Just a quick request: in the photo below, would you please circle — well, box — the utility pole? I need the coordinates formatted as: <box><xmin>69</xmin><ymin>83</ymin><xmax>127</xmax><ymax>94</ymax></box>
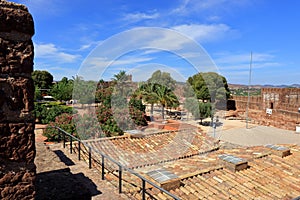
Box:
<box><xmin>246</xmin><ymin>52</ymin><xmax>252</xmax><ymax>129</ymax></box>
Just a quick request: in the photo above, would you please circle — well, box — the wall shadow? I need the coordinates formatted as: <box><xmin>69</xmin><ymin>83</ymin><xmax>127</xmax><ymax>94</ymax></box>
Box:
<box><xmin>36</xmin><ymin>168</ymin><xmax>101</xmax><ymax>200</ymax></box>
<box><xmin>53</xmin><ymin>150</ymin><xmax>75</xmax><ymax>166</ymax></box>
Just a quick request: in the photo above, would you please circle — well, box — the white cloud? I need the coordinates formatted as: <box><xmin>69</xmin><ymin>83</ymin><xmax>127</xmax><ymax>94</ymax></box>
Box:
<box><xmin>78</xmin><ymin>40</ymin><xmax>102</xmax><ymax>51</ymax></box>
<box><xmin>147</xmin><ymin>30</ymin><xmax>192</xmax><ymax>51</ymax></box>
<box><xmin>172</xmin><ymin>0</ymin><xmax>250</xmax><ymax>16</ymax></box>
<box><xmin>171</xmin><ymin>0</ymin><xmax>190</xmax><ymax>15</ymax></box>
<box><xmin>86</xmin><ymin>55</ymin><xmax>154</xmax><ymax>70</ymax></box>
<box><xmin>172</xmin><ymin>23</ymin><xmax>232</xmax><ymax>42</ymax></box>
<box><xmin>206</xmin><ymin>15</ymin><xmax>221</xmax><ymax>22</ymax></box>
<box><xmin>128</xmin><ymin>63</ymin><xmax>187</xmax><ymax>82</ymax></box>
<box><xmin>34</xmin><ymin>43</ymin><xmax>80</xmax><ymax>63</ymax></box>
<box><xmin>80</xmin><ymin>55</ymin><xmax>155</xmax><ymax>81</ymax></box>
<box><xmin>214</xmin><ymin>52</ymin><xmax>278</xmax><ymax>69</ymax></box>
<box><xmin>78</xmin><ymin>27</ymin><xmax>219</xmax><ymax>81</ymax></box>
<box><xmin>123</xmin><ymin>12</ymin><xmax>160</xmax><ymax>23</ymax></box>
<box><xmin>212</xmin><ymin>51</ymin><xmax>282</xmax><ymax>84</ymax></box>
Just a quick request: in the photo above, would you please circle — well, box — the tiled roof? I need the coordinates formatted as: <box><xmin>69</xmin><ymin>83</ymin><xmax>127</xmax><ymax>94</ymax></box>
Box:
<box><xmin>136</xmin><ymin>145</ymin><xmax>271</xmax><ymax>178</ymax></box>
<box><xmin>75</xmin><ymin>128</ymin><xmax>300</xmax><ymax>199</ymax></box>
<box><xmin>150</xmin><ymin>145</ymin><xmax>300</xmax><ymax>199</ymax></box>
<box><xmin>85</xmin><ymin>129</ymin><xmax>218</xmax><ymax>170</ymax></box>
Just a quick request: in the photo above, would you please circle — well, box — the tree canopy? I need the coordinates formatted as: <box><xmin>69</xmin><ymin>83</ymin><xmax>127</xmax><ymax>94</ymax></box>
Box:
<box><xmin>50</xmin><ymin>77</ymin><xmax>73</xmax><ymax>101</ymax></box>
<box><xmin>72</xmin><ymin>75</ymin><xmax>97</xmax><ymax>105</ymax></box>
<box><xmin>137</xmin><ymin>82</ymin><xmax>179</xmax><ymax>119</ymax></box>
<box><xmin>187</xmin><ymin>72</ymin><xmax>230</xmax><ymax>104</ymax></box>
<box><xmin>32</xmin><ymin>70</ymin><xmax>54</xmax><ymax>89</ymax></box>
<box><xmin>94</xmin><ymin>71</ymin><xmax>148</xmax><ymax>136</ymax></box>
<box><xmin>147</xmin><ymin>70</ymin><xmax>176</xmax><ymax>90</ymax></box>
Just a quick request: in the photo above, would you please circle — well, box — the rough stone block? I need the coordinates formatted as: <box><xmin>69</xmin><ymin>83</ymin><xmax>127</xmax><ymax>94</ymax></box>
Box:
<box><xmin>0</xmin><ymin>159</ymin><xmax>35</xmax><ymax>200</ymax></box>
<box><xmin>0</xmin><ymin>77</ymin><xmax>34</xmax><ymax>122</ymax></box>
<box><xmin>0</xmin><ymin>38</ymin><xmax>34</xmax><ymax>75</ymax></box>
<box><xmin>0</xmin><ymin>1</ymin><xmax>34</xmax><ymax>37</ymax></box>
<box><xmin>0</xmin><ymin>123</ymin><xmax>35</xmax><ymax>163</ymax></box>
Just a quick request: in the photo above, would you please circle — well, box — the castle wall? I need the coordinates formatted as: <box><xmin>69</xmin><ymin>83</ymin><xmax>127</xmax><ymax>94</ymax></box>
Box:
<box><xmin>0</xmin><ymin>1</ymin><xmax>36</xmax><ymax>199</ymax></box>
<box><xmin>233</xmin><ymin>88</ymin><xmax>300</xmax><ymax>131</ymax></box>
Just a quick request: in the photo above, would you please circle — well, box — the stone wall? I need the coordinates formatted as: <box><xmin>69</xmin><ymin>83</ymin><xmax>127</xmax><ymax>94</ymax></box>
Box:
<box><xmin>0</xmin><ymin>1</ymin><xmax>36</xmax><ymax>199</ymax></box>
<box><xmin>233</xmin><ymin>88</ymin><xmax>300</xmax><ymax>131</ymax></box>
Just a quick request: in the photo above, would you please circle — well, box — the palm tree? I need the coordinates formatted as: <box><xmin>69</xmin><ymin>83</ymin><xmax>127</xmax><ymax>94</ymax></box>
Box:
<box><xmin>112</xmin><ymin>70</ymin><xmax>127</xmax><ymax>82</ymax></box>
<box><xmin>137</xmin><ymin>83</ymin><xmax>179</xmax><ymax>120</ymax></box>
<box><xmin>112</xmin><ymin>70</ymin><xmax>131</xmax><ymax>97</ymax></box>
<box><xmin>138</xmin><ymin>82</ymin><xmax>158</xmax><ymax>120</ymax></box>
<box><xmin>154</xmin><ymin>84</ymin><xmax>179</xmax><ymax>120</ymax></box>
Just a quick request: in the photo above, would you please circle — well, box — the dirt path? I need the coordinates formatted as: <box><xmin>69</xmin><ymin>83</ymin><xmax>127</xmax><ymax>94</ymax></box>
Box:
<box><xmin>34</xmin><ymin>128</ymin><xmax>129</xmax><ymax>200</ymax></box>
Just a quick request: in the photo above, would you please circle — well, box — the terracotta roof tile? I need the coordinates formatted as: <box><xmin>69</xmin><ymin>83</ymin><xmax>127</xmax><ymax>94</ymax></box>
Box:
<box><xmin>148</xmin><ymin>145</ymin><xmax>300</xmax><ymax>199</ymax></box>
<box><xmin>73</xmin><ymin>128</ymin><xmax>300</xmax><ymax>199</ymax></box>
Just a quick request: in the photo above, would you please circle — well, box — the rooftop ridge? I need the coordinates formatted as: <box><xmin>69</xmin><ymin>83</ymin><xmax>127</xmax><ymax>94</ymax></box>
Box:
<box><xmin>130</xmin><ymin>145</ymin><xmax>220</xmax><ymax>170</ymax></box>
<box><xmin>83</xmin><ymin>135</ymin><xmax>129</xmax><ymax>142</ymax></box>
<box><xmin>82</xmin><ymin>128</ymin><xmax>198</xmax><ymax>142</ymax></box>
<box><xmin>178</xmin><ymin>166</ymin><xmax>224</xmax><ymax>180</ymax></box>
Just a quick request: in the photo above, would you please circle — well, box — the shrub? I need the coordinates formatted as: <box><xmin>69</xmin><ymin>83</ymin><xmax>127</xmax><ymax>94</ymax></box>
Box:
<box><xmin>96</xmin><ymin>104</ymin><xmax>123</xmax><ymax>137</ymax></box>
<box><xmin>34</xmin><ymin>102</ymin><xmax>74</xmax><ymax>124</ymax></box>
<box><xmin>43</xmin><ymin>113</ymin><xmax>77</xmax><ymax>142</ymax></box>
<box><xmin>73</xmin><ymin>113</ymin><xmax>103</xmax><ymax>140</ymax></box>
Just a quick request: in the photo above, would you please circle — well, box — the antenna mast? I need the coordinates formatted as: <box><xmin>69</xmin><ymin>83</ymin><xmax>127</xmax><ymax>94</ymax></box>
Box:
<box><xmin>246</xmin><ymin>51</ymin><xmax>252</xmax><ymax>129</ymax></box>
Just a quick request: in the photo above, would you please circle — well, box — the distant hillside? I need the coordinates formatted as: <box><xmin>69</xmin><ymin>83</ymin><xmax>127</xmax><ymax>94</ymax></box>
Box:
<box><xmin>229</xmin><ymin>83</ymin><xmax>300</xmax><ymax>89</ymax></box>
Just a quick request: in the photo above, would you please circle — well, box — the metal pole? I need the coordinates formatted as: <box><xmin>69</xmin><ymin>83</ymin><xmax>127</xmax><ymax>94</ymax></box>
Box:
<box><xmin>78</xmin><ymin>141</ymin><xmax>81</xmax><ymax>161</ymax></box>
<box><xmin>142</xmin><ymin>179</ymin><xmax>146</xmax><ymax>200</ymax></box>
<box><xmin>101</xmin><ymin>155</ymin><xmax>105</xmax><ymax>180</ymax></box>
<box><xmin>70</xmin><ymin>136</ymin><xmax>73</xmax><ymax>154</ymax></box>
<box><xmin>213</xmin><ymin>122</ymin><xmax>216</xmax><ymax>138</ymax></box>
<box><xmin>297</xmin><ymin>107</ymin><xmax>300</xmax><ymax>124</ymax></box>
<box><xmin>246</xmin><ymin>51</ymin><xmax>253</xmax><ymax>129</ymax></box>
<box><xmin>119</xmin><ymin>166</ymin><xmax>122</xmax><ymax>193</ymax></box>
<box><xmin>89</xmin><ymin>146</ymin><xmax>92</xmax><ymax>169</ymax></box>
<box><xmin>63</xmin><ymin>131</ymin><xmax>65</xmax><ymax>148</ymax></box>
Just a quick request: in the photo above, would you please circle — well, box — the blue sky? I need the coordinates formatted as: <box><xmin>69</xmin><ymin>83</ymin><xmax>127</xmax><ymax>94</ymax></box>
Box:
<box><xmin>13</xmin><ymin>0</ymin><xmax>300</xmax><ymax>85</ymax></box>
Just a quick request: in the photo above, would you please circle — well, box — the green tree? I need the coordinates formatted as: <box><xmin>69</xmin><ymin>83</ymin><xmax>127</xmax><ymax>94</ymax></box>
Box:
<box><xmin>95</xmin><ymin>81</ymin><xmax>113</xmax><ymax>105</ymax></box>
<box><xmin>73</xmin><ymin>113</ymin><xmax>102</xmax><ymax>140</ymax></box>
<box><xmin>32</xmin><ymin>70</ymin><xmax>54</xmax><ymax>89</ymax></box>
<box><xmin>198</xmin><ymin>102</ymin><xmax>212</xmax><ymax>124</ymax></box>
<box><xmin>72</xmin><ymin>76</ymin><xmax>96</xmax><ymax>105</ymax></box>
<box><xmin>184</xmin><ymin>97</ymin><xmax>199</xmax><ymax>120</ymax></box>
<box><xmin>34</xmin><ymin>85</ymin><xmax>42</xmax><ymax>101</ymax></box>
<box><xmin>137</xmin><ymin>82</ymin><xmax>159</xmax><ymax>119</ymax></box>
<box><xmin>94</xmin><ymin>72</ymin><xmax>148</xmax><ymax>136</ymax></box>
<box><xmin>34</xmin><ymin>102</ymin><xmax>73</xmax><ymax>124</ymax></box>
<box><xmin>155</xmin><ymin>84</ymin><xmax>179</xmax><ymax>119</ymax></box>
<box><xmin>128</xmin><ymin>95</ymin><xmax>147</xmax><ymax>126</ymax></box>
<box><xmin>50</xmin><ymin>77</ymin><xmax>73</xmax><ymax>101</ymax></box>
<box><xmin>96</xmin><ymin>103</ymin><xmax>123</xmax><ymax>137</ymax></box>
<box><xmin>112</xmin><ymin>70</ymin><xmax>128</xmax><ymax>82</ymax></box>
<box><xmin>147</xmin><ymin>70</ymin><xmax>176</xmax><ymax>90</ymax></box>
<box><xmin>187</xmin><ymin>72</ymin><xmax>230</xmax><ymax>106</ymax></box>
<box><xmin>112</xmin><ymin>70</ymin><xmax>132</xmax><ymax>97</ymax></box>
<box><xmin>138</xmin><ymin>82</ymin><xmax>179</xmax><ymax>120</ymax></box>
